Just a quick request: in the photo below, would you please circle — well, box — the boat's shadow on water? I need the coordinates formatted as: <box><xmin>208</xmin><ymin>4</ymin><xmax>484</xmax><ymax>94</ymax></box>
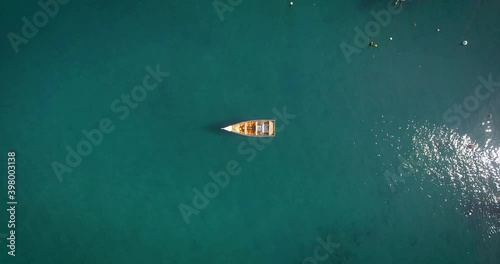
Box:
<box><xmin>202</xmin><ymin>124</ymin><xmax>224</xmax><ymax>135</ymax></box>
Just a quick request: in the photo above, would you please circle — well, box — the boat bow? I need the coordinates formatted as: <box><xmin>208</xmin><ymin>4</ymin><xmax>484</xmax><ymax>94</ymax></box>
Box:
<box><xmin>221</xmin><ymin>125</ymin><xmax>232</xmax><ymax>132</ymax></box>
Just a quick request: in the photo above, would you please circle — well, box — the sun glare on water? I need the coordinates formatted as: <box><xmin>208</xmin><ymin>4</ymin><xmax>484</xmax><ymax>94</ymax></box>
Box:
<box><xmin>375</xmin><ymin>115</ymin><xmax>500</xmax><ymax>238</ymax></box>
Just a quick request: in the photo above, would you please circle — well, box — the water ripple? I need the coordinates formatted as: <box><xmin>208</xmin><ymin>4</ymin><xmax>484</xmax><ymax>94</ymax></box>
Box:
<box><xmin>375</xmin><ymin>114</ymin><xmax>500</xmax><ymax>238</ymax></box>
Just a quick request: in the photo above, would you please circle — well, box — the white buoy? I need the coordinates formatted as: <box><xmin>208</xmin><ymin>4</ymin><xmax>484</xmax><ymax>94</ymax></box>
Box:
<box><xmin>436</xmin><ymin>28</ymin><xmax>440</xmax><ymax>32</ymax></box>
<box><xmin>289</xmin><ymin>1</ymin><xmax>294</xmax><ymax>6</ymax></box>
<box><xmin>462</xmin><ymin>40</ymin><xmax>468</xmax><ymax>46</ymax></box>
<box><xmin>389</xmin><ymin>37</ymin><xmax>393</xmax><ymax>40</ymax></box>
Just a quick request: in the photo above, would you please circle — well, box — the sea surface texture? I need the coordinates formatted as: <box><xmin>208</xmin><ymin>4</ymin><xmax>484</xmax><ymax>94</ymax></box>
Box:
<box><xmin>0</xmin><ymin>0</ymin><xmax>499</xmax><ymax>263</ymax></box>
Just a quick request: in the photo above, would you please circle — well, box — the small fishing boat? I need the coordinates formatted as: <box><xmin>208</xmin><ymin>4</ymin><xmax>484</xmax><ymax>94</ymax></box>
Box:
<box><xmin>221</xmin><ymin>120</ymin><xmax>276</xmax><ymax>137</ymax></box>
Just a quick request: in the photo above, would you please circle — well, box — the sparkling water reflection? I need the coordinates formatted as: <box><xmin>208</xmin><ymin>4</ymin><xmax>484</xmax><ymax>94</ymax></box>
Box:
<box><xmin>375</xmin><ymin>114</ymin><xmax>500</xmax><ymax>239</ymax></box>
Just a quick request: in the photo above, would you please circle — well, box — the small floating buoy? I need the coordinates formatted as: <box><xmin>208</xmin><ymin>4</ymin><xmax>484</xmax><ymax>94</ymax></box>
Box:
<box><xmin>462</xmin><ymin>40</ymin><xmax>468</xmax><ymax>46</ymax></box>
<box><xmin>389</xmin><ymin>37</ymin><xmax>393</xmax><ymax>40</ymax></box>
<box><xmin>436</xmin><ymin>28</ymin><xmax>440</xmax><ymax>32</ymax></box>
<box><xmin>289</xmin><ymin>1</ymin><xmax>294</xmax><ymax>6</ymax></box>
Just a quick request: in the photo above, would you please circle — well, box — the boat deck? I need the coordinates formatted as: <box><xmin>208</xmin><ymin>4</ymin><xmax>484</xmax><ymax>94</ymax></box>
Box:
<box><xmin>229</xmin><ymin>120</ymin><xmax>275</xmax><ymax>137</ymax></box>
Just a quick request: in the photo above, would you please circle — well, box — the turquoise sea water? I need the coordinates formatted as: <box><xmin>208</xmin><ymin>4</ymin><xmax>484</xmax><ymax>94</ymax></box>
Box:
<box><xmin>1</xmin><ymin>0</ymin><xmax>499</xmax><ymax>263</ymax></box>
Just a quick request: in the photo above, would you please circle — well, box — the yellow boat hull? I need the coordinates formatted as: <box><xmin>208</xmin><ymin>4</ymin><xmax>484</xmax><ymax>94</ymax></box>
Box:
<box><xmin>221</xmin><ymin>120</ymin><xmax>276</xmax><ymax>137</ymax></box>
